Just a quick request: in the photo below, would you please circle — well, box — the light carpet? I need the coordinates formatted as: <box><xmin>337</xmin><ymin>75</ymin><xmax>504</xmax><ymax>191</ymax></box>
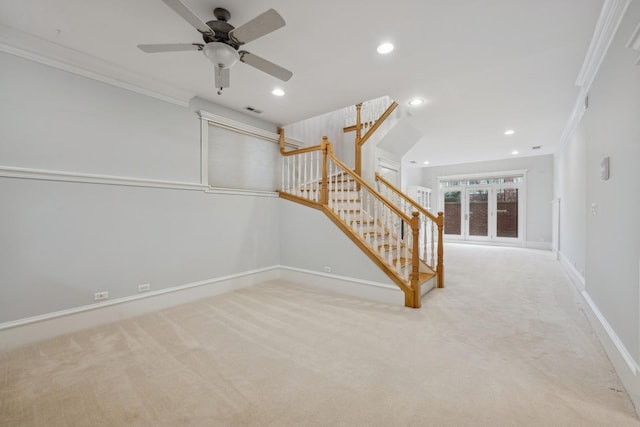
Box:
<box><xmin>1</xmin><ymin>244</ymin><xmax>639</xmax><ymax>426</ymax></box>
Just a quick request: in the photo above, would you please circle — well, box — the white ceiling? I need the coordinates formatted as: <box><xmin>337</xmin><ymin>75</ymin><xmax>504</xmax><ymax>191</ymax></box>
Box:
<box><xmin>0</xmin><ymin>0</ymin><xmax>603</xmax><ymax>167</ymax></box>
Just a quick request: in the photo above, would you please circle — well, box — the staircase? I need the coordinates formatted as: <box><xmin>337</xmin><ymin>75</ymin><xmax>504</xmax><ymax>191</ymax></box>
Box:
<box><xmin>279</xmin><ymin>134</ymin><xmax>444</xmax><ymax>308</ymax></box>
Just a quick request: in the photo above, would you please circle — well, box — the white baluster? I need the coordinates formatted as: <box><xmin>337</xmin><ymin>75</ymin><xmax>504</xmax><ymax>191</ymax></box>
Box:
<box><xmin>359</xmin><ymin>188</ymin><xmax>365</xmax><ymax>239</ymax></box>
<box><xmin>373</xmin><ymin>197</ymin><xmax>378</xmax><ymax>251</ymax></box>
<box><xmin>304</xmin><ymin>152</ymin><xmax>309</xmax><ymax>200</ymax></box>
<box><xmin>316</xmin><ymin>151</ymin><xmax>321</xmax><ymax>202</ymax></box>
<box><xmin>288</xmin><ymin>156</ymin><xmax>292</xmax><ymax>194</ymax></box>
<box><xmin>396</xmin><ymin>215</ymin><xmax>402</xmax><ymax>274</ymax></box>
<box><xmin>404</xmin><ymin>230</ymin><xmax>411</xmax><ymax>282</ymax></box>
<box><xmin>387</xmin><ymin>207</ymin><xmax>393</xmax><ymax>267</ymax></box>
<box><xmin>431</xmin><ymin>220</ymin><xmax>436</xmax><ymax>267</ymax></box>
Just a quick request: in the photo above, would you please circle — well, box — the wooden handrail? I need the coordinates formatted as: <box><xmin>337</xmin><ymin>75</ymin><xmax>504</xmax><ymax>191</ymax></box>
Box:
<box><xmin>375</xmin><ymin>172</ymin><xmax>444</xmax><ymax>290</ymax></box>
<box><xmin>375</xmin><ymin>172</ymin><xmax>442</xmax><ymax>225</ymax></box>
<box><xmin>279</xmin><ymin>128</ymin><xmax>323</xmax><ymax>156</ymax></box>
<box><xmin>325</xmin><ymin>140</ymin><xmax>412</xmax><ymax>224</ymax></box>
<box><xmin>358</xmin><ymin>101</ymin><xmax>398</xmax><ymax>147</ymax></box>
<box><xmin>342</xmin><ymin>101</ymin><xmax>399</xmax><ymax>178</ymax></box>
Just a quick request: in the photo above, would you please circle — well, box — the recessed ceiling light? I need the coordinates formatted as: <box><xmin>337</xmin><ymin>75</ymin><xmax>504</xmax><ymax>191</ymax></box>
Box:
<box><xmin>271</xmin><ymin>88</ymin><xmax>285</xmax><ymax>96</ymax></box>
<box><xmin>423</xmin><ymin>161</ymin><xmax>430</xmax><ymax>165</ymax></box>
<box><xmin>377</xmin><ymin>42</ymin><xmax>394</xmax><ymax>54</ymax></box>
<box><xmin>511</xmin><ymin>150</ymin><xmax>519</xmax><ymax>155</ymax></box>
<box><xmin>504</xmin><ymin>129</ymin><xmax>515</xmax><ymax>136</ymax></box>
<box><xmin>408</xmin><ymin>98</ymin><xmax>424</xmax><ymax>106</ymax></box>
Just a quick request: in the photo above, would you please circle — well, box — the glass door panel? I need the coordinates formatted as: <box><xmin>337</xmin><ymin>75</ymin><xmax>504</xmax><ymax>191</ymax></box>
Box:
<box><xmin>467</xmin><ymin>189</ymin><xmax>489</xmax><ymax>237</ymax></box>
<box><xmin>444</xmin><ymin>190</ymin><xmax>462</xmax><ymax>236</ymax></box>
<box><xmin>496</xmin><ymin>188</ymin><xmax>518</xmax><ymax>238</ymax></box>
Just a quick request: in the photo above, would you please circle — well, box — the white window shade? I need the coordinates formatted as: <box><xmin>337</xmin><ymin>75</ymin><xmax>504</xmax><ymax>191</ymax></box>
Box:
<box><xmin>207</xmin><ymin>125</ymin><xmax>279</xmax><ymax>191</ymax></box>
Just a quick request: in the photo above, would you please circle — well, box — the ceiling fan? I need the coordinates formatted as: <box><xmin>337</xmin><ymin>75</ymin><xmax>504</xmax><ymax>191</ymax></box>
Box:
<box><xmin>138</xmin><ymin>0</ymin><xmax>293</xmax><ymax>94</ymax></box>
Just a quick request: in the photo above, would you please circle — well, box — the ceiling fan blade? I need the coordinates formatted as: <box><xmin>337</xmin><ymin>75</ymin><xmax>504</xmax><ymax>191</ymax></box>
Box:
<box><xmin>239</xmin><ymin>51</ymin><xmax>292</xmax><ymax>81</ymax></box>
<box><xmin>229</xmin><ymin>9</ymin><xmax>285</xmax><ymax>45</ymax></box>
<box><xmin>161</xmin><ymin>0</ymin><xmax>212</xmax><ymax>33</ymax></box>
<box><xmin>215</xmin><ymin>67</ymin><xmax>230</xmax><ymax>89</ymax></box>
<box><xmin>137</xmin><ymin>43</ymin><xmax>202</xmax><ymax>53</ymax></box>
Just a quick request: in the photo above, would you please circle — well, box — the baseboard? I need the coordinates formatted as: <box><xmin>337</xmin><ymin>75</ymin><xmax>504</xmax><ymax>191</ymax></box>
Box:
<box><xmin>558</xmin><ymin>250</ymin><xmax>586</xmax><ymax>291</ymax></box>
<box><xmin>0</xmin><ymin>266</ymin><xmax>279</xmax><ymax>352</ymax></box>
<box><xmin>525</xmin><ymin>241</ymin><xmax>552</xmax><ymax>250</ymax></box>
<box><xmin>278</xmin><ymin>266</ymin><xmax>405</xmax><ymax>306</ymax></box>
<box><xmin>443</xmin><ymin>239</ymin><xmax>551</xmax><ymax>251</ymax></box>
<box><xmin>580</xmin><ymin>290</ymin><xmax>640</xmax><ymax>412</ymax></box>
<box><xmin>559</xmin><ymin>251</ymin><xmax>640</xmax><ymax>411</ymax></box>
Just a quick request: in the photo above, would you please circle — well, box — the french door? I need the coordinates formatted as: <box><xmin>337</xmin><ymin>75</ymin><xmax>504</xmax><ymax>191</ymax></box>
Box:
<box><xmin>443</xmin><ymin>186</ymin><xmax>521</xmax><ymax>243</ymax></box>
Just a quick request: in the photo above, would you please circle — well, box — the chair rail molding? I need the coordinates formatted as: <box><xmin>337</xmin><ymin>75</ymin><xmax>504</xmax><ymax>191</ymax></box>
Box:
<box><xmin>0</xmin><ymin>165</ymin><xmax>208</xmax><ymax>191</ymax></box>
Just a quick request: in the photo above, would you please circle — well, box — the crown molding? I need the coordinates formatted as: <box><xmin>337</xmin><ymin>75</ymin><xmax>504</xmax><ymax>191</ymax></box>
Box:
<box><xmin>627</xmin><ymin>22</ymin><xmax>640</xmax><ymax>65</ymax></box>
<box><xmin>0</xmin><ymin>24</ymin><xmax>193</xmax><ymax>107</ymax></box>
<box><xmin>575</xmin><ymin>0</ymin><xmax>632</xmax><ymax>88</ymax></box>
<box><xmin>560</xmin><ymin>0</ymin><xmax>632</xmax><ymax>148</ymax></box>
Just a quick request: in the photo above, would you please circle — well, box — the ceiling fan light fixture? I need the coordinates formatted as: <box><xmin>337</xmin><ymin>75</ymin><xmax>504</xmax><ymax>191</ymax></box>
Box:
<box><xmin>203</xmin><ymin>42</ymin><xmax>239</xmax><ymax>69</ymax></box>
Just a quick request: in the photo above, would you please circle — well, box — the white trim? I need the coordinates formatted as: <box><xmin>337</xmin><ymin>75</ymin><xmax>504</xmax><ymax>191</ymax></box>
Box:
<box><xmin>0</xmin><ymin>266</ymin><xmax>411</xmax><ymax>351</ymax></box>
<box><xmin>437</xmin><ymin>169</ymin><xmax>528</xmax><ymax>182</ymax></box>
<box><xmin>206</xmin><ymin>187</ymin><xmax>279</xmax><ymax>198</ymax></box>
<box><xmin>558</xmin><ymin>250</ymin><xmax>586</xmax><ymax>291</ymax></box>
<box><xmin>377</xmin><ymin>157</ymin><xmax>401</xmax><ymax>172</ymax></box>
<box><xmin>575</xmin><ymin>0</ymin><xmax>632</xmax><ymax>88</ymax></box>
<box><xmin>0</xmin><ymin>24</ymin><xmax>192</xmax><ymax>107</ymax></box>
<box><xmin>561</xmin><ymin>256</ymin><xmax>640</xmax><ymax>411</ymax></box>
<box><xmin>200</xmin><ymin>116</ymin><xmax>209</xmax><ymax>186</ymax></box>
<box><xmin>560</xmin><ymin>0</ymin><xmax>632</xmax><ymax>148</ymax></box>
<box><xmin>0</xmin><ymin>165</ymin><xmax>208</xmax><ymax>191</ymax></box>
<box><xmin>524</xmin><ymin>241</ymin><xmax>552</xmax><ymax>251</ymax></box>
<box><xmin>582</xmin><ymin>290</ymin><xmax>640</xmax><ymax>375</ymax></box>
<box><xmin>199</xmin><ymin>110</ymin><xmax>302</xmax><ymax>149</ymax></box>
<box><xmin>279</xmin><ymin>266</ymin><xmax>405</xmax><ymax>306</ymax></box>
<box><xmin>580</xmin><ymin>291</ymin><xmax>640</xmax><ymax>404</ymax></box>
<box><xmin>0</xmin><ymin>266</ymin><xmax>279</xmax><ymax>351</ymax></box>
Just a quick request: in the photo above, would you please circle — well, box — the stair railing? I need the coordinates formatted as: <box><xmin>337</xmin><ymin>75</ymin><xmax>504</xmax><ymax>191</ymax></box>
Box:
<box><xmin>375</xmin><ymin>173</ymin><xmax>444</xmax><ymax>288</ymax></box>
<box><xmin>343</xmin><ymin>98</ymin><xmax>399</xmax><ymax>177</ymax></box>
<box><xmin>279</xmin><ymin>131</ymin><xmax>423</xmax><ymax>308</ymax></box>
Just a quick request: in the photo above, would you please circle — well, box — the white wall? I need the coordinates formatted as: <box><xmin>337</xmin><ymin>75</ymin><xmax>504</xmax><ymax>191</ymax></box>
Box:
<box><xmin>584</xmin><ymin>0</ymin><xmax>640</xmax><ymax>371</ymax></box>
<box><xmin>279</xmin><ymin>200</ymin><xmax>393</xmax><ymax>284</ymax></box>
<box><xmin>409</xmin><ymin>155</ymin><xmax>554</xmax><ymax>246</ymax></box>
<box><xmin>555</xmin><ymin>0</ymin><xmax>640</xmax><ymax>409</ymax></box>
<box><xmin>0</xmin><ymin>53</ymin><xmax>200</xmax><ymax>182</ymax></box>
<box><xmin>554</xmin><ymin>120</ymin><xmax>587</xmax><ymax>279</ymax></box>
<box><xmin>0</xmin><ymin>52</ymin><xmax>280</xmax><ymax>324</ymax></box>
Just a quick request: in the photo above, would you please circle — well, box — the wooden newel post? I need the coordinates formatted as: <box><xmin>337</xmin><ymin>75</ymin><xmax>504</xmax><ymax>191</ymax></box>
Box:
<box><xmin>436</xmin><ymin>211</ymin><xmax>444</xmax><ymax>288</ymax></box>
<box><xmin>410</xmin><ymin>211</ymin><xmax>421</xmax><ymax>308</ymax></box>
<box><xmin>320</xmin><ymin>137</ymin><xmax>329</xmax><ymax>206</ymax></box>
<box><xmin>278</xmin><ymin>128</ymin><xmax>285</xmax><ymax>154</ymax></box>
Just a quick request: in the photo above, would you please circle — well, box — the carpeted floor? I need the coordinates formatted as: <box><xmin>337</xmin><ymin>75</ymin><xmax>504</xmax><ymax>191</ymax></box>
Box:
<box><xmin>1</xmin><ymin>244</ymin><xmax>639</xmax><ymax>426</ymax></box>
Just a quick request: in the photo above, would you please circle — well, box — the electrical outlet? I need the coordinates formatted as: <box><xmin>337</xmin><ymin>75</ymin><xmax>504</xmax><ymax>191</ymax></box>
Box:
<box><xmin>94</xmin><ymin>291</ymin><xmax>109</xmax><ymax>301</ymax></box>
<box><xmin>138</xmin><ymin>283</ymin><xmax>151</xmax><ymax>293</ymax></box>
<box><xmin>323</xmin><ymin>266</ymin><xmax>332</xmax><ymax>273</ymax></box>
